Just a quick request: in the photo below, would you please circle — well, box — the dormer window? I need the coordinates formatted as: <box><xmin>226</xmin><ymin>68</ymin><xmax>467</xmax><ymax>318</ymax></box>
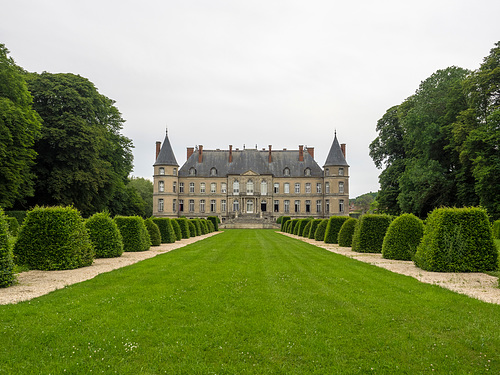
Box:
<box><xmin>159</xmin><ymin>167</ymin><xmax>165</xmax><ymax>175</ymax></box>
<box><xmin>210</xmin><ymin>167</ymin><xmax>217</xmax><ymax>176</ymax></box>
<box><xmin>284</xmin><ymin>167</ymin><xmax>290</xmax><ymax>176</ymax></box>
<box><xmin>304</xmin><ymin>168</ymin><xmax>311</xmax><ymax>176</ymax></box>
<box><xmin>189</xmin><ymin>167</ymin><xmax>196</xmax><ymax>176</ymax></box>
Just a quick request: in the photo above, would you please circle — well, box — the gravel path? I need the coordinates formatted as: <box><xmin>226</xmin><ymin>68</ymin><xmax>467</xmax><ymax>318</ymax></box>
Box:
<box><xmin>282</xmin><ymin>233</ymin><xmax>500</xmax><ymax>305</ymax></box>
<box><xmin>0</xmin><ymin>232</ymin><xmax>220</xmax><ymax>305</ymax></box>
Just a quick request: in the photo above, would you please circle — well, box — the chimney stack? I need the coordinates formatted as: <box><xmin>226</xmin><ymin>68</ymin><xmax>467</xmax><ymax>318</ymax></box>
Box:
<box><xmin>307</xmin><ymin>147</ymin><xmax>314</xmax><ymax>159</ymax></box>
<box><xmin>198</xmin><ymin>145</ymin><xmax>203</xmax><ymax>163</ymax></box>
<box><xmin>229</xmin><ymin>145</ymin><xmax>233</xmax><ymax>163</ymax></box>
<box><xmin>299</xmin><ymin>145</ymin><xmax>304</xmax><ymax>162</ymax></box>
<box><xmin>187</xmin><ymin>147</ymin><xmax>194</xmax><ymax>160</ymax></box>
<box><xmin>268</xmin><ymin>145</ymin><xmax>272</xmax><ymax>163</ymax></box>
<box><xmin>341</xmin><ymin>143</ymin><xmax>346</xmax><ymax>158</ymax></box>
<box><xmin>156</xmin><ymin>141</ymin><xmax>161</xmax><ymax>160</ymax></box>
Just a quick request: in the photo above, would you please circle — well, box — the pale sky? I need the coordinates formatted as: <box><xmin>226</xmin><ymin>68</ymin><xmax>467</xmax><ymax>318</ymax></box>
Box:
<box><xmin>2</xmin><ymin>0</ymin><xmax>499</xmax><ymax>197</ymax></box>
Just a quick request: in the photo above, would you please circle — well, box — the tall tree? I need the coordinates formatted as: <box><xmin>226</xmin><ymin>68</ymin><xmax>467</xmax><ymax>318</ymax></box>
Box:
<box><xmin>127</xmin><ymin>177</ymin><xmax>153</xmax><ymax>217</ymax></box>
<box><xmin>24</xmin><ymin>72</ymin><xmax>133</xmax><ymax>216</ymax></box>
<box><xmin>0</xmin><ymin>44</ymin><xmax>41</xmax><ymax>208</ymax></box>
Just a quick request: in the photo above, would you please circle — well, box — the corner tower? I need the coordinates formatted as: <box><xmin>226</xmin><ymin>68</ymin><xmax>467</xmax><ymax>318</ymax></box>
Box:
<box><xmin>323</xmin><ymin>132</ymin><xmax>349</xmax><ymax>216</ymax></box>
<box><xmin>153</xmin><ymin>130</ymin><xmax>179</xmax><ymax>217</ymax></box>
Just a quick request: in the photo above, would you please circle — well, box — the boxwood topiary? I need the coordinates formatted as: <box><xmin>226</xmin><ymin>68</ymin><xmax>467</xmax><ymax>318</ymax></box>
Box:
<box><xmin>280</xmin><ymin>216</ymin><xmax>291</xmax><ymax>232</ymax></box>
<box><xmin>171</xmin><ymin>218</ymin><xmax>182</xmax><ymax>241</ymax></box>
<box><xmin>382</xmin><ymin>213</ymin><xmax>424</xmax><ymax>260</ymax></box>
<box><xmin>414</xmin><ymin>207</ymin><xmax>498</xmax><ymax>272</ymax></box>
<box><xmin>144</xmin><ymin>218</ymin><xmax>161</xmax><ymax>246</ymax></box>
<box><xmin>493</xmin><ymin>220</ymin><xmax>500</xmax><ymax>239</ymax></box>
<box><xmin>351</xmin><ymin>214</ymin><xmax>392</xmax><ymax>253</ymax></box>
<box><xmin>152</xmin><ymin>218</ymin><xmax>177</xmax><ymax>243</ymax></box>
<box><xmin>176</xmin><ymin>218</ymin><xmax>191</xmax><ymax>238</ymax></box>
<box><xmin>302</xmin><ymin>220</ymin><xmax>312</xmax><ymax>237</ymax></box>
<box><xmin>324</xmin><ymin>216</ymin><xmax>350</xmax><ymax>244</ymax></box>
<box><xmin>14</xmin><ymin>206</ymin><xmax>94</xmax><ymax>270</ymax></box>
<box><xmin>114</xmin><ymin>216</ymin><xmax>151</xmax><ymax>252</ymax></box>
<box><xmin>338</xmin><ymin>217</ymin><xmax>358</xmax><ymax>247</ymax></box>
<box><xmin>85</xmin><ymin>212</ymin><xmax>124</xmax><ymax>257</ymax></box>
<box><xmin>314</xmin><ymin>219</ymin><xmax>329</xmax><ymax>241</ymax></box>
<box><xmin>188</xmin><ymin>220</ymin><xmax>197</xmax><ymax>237</ymax></box>
<box><xmin>307</xmin><ymin>219</ymin><xmax>322</xmax><ymax>239</ymax></box>
<box><xmin>288</xmin><ymin>219</ymin><xmax>298</xmax><ymax>234</ymax></box>
<box><xmin>207</xmin><ymin>216</ymin><xmax>219</xmax><ymax>231</ymax></box>
<box><xmin>0</xmin><ymin>209</ymin><xmax>15</xmax><ymax>287</ymax></box>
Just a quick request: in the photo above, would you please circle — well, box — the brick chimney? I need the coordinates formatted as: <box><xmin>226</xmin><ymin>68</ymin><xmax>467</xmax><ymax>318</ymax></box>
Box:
<box><xmin>268</xmin><ymin>145</ymin><xmax>272</xmax><ymax>163</ymax></box>
<box><xmin>156</xmin><ymin>141</ymin><xmax>161</xmax><ymax>160</ymax></box>
<box><xmin>299</xmin><ymin>145</ymin><xmax>304</xmax><ymax>162</ymax></box>
<box><xmin>229</xmin><ymin>145</ymin><xmax>233</xmax><ymax>163</ymax></box>
<box><xmin>307</xmin><ymin>147</ymin><xmax>314</xmax><ymax>159</ymax></box>
<box><xmin>187</xmin><ymin>147</ymin><xmax>194</xmax><ymax>160</ymax></box>
<box><xmin>341</xmin><ymin>143</ymin><xmax>346</xmax><ymax>158</ymax></box>
<box><xmin>198</xmin><ymin>145</ymin><xmax>203</xmax><ymax>163</ymax></box>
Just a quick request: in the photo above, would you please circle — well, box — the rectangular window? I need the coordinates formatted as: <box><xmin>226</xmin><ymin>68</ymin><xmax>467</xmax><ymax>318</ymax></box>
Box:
<box><xmin>173</xmin><ymin>199</ymin><xmax>177</xmax><ymax>212</ymax></box>
<box><xmin>211</xmin><ymin>182</ymin><xmax>216</xmax><ymax>193</ymax></box>
<box><xmin>339</xmin><ymin>199</ymin><xmax>344</xmax><ymax>213</ymax></box>
<box><xmin>179</xmin><ymin>182</ymin><xmax>184</xmax><ymax>193</ymax></box>
<box><xmin>305</xmin><ymin>200</ymin><xmax>311</xmax><ymax>213</ymax></box>
<box><xmin>294</xmin><ymin>200</ymin><xmax>300</xmax><ymax>213</ymax></box>
<box><xmin>200</xmin><ymin>199</ymin><xmax>205</xmax><ymax>212</ymax></box>
<box><xmin>189</xmin><ymin>199</ymin><xmax>195</xmax><ymax>212</ymax></box>
<box><xmin>284</xmin><ymin>183</ymin><xmax>290</xmax><ymax>194</ymax></box>
<box><xmin>305</xmin><ymin>183</ymin><xmax>311</xmax><ymax>193</ymax></box>
<box><xmin>200</xmin><ymin>183</ymin><xmax>206</xmax><ymax>194</ymax></box>
<box><xmin>284</xmin><ymin>200</ymin><xmax>290</xmax><ymax>213</ymax></box>
<box><xmin>179</xmin><ymin>199</ymin><xmax>184</xmax><ymax>212</ymax></box>
<box><xmin>261</xmin><ymin>181</ymin><xmax>267</xmax><ymax>195</ymax></box>
<box><xmin>339</xmin><ymin>182</ymin><xmax>344</xmax><ymax>194</ymax></box>
<box><xmin>221</xmin><ymin>199</ymin><xmax>226</xmax><ymax>212</ymax></box>
<box><xmin>325</xmin><ymin>182</ymin><xmax>330</xmax><ymax>194</ymax></box>
<box><xmin>189</xmin><ymin>182</ymin><xmax>195</xmax><ymax>193</ymax></box>
<box><xmin>316</xmin><ymin>183</ymin><xmax>322</xmax><ymax>194</ymax></box>
<box><xmin>158</xmin><ymin>198</ymin><xmax>164</xmax><ymax>212</ymax></box>
<box><xmin>339</xmin><ymin>168</ymin><xmax>344</xmax><ymax>176</ymax></box>
<box><xmin>233</xmin><ymin>199</ymin><xmax>239</xmax><ymax>212</ymax></box>
<box><xmin>325</xmin><ymin>199</ymin><xmax>330</xmax><ymax>214</ymax></box>
<box><xmin>210</xmin><ymin>199</ymin><xmax>216</xmax><ymax>212</ymax></box>
<box><xmin>274</xmin><ymin>200</ymin><xmax>279</xmax><ymax>212</ymax></box>
<box><xmin>173</xmin><ymin>181</ymin><xmax>177</xmax><ymax>193</ymax></box>
<box><xmin>159</xmin><ymin>181</ymin><xmax>165</xmax><ymax>192</ymax></box>
<box><xmin>221</xmin><ymin>183</ymin><xmax>227</xmax><ymax>193</ymax></box>
<box><xmin>274</xmin><ymin>183</ymin><xmax>279</xmax><ymax>194</ymax></box>
<box><xmin>316</xmin><ymin>200</ymin><xmax>322</xmax><ymax>213</ymax></box>
<box><xmin>295</xmin><ymin>183</ymin><xmax>300</xmax><ymax>194</ymax></box>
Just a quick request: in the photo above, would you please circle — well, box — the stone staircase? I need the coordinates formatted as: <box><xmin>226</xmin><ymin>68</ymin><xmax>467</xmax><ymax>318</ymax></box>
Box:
<box><xmin>220</xmin><ymin>213</ymin><xmax>280</xmax><ymax>229</ymax></box>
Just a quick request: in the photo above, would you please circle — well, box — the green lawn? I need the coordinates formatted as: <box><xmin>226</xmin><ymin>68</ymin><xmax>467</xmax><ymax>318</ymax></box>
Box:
<box><xmin>1</xmin><ymin>229</ymin><xmax>499</xmax><ymax>374</ymax></box>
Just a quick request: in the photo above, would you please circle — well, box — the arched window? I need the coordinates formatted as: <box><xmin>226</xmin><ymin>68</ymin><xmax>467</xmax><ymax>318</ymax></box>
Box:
<box><xmin>246</xmin><ymin>180</ymin><xmax>254</xmax><ymax>194</ymax></box>
<box><xmin>339</xmin><ymin>181</ymin><xmax>344</xmax><ymax>194</ymax></box>
<box><xmin>304</xmin><ymin>168</ymin><xmax>311</xmax><ymax>176</ymax></box>
<box><xmin>233</xmin><ymin>180</ymin><xmax>240</xmax><ymax>194</ymax></box>
<box><xmin>284</xmin><ymin>167</ymin><xmax>290</xmax><ymax>176</ymax></box>
<box><xmin>189</xmin><ymin>167</ymin><xmax>196</xmax><ymax>176</ymax></box>
<box><xmin>159</xmin><ymin>167</ymin><xmax>165</xmax><ymax>175</ymax></box>
<box><xmin>210</xmin><ymin>167</ymin><xmax>217</xmax><ymax>176</ymax></box>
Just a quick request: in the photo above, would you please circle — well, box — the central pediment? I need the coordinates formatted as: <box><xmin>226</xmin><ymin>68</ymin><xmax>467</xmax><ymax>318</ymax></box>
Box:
<box><xmin>242</xmin><ymin>170</ymin><xmax>259</xmax><ymax>176</ymax></box>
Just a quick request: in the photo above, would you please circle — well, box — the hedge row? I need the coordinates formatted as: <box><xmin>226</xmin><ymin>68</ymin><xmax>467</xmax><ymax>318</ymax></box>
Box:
<box><xmin>85</xmin><ymin>212</ymin><xmax>124</xmax><ymax>258</ymax></box>
<box><xmin>0</xmin><ymin>209</ymin><xmax>15</xmax><ymax>287</ymax></box>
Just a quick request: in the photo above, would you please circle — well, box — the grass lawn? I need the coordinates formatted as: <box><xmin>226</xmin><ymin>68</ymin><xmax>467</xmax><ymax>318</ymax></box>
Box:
<box><xmin>1</xmin><ymin>229</ymin><xmax>499</xmax><ymax>374</ymax></box>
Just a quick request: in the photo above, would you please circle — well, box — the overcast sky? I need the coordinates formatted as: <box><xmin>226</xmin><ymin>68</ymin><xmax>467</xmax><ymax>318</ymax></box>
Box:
<box><xmin>2</xmin><ymin>0</ymin><xmax>499</xmax><ymax>197</ymax></box>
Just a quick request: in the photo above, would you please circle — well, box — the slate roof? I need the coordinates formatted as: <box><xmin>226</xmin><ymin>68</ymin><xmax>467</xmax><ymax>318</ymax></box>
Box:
<box><xmin>154</xmin><ymin>132</ymin><xmax>178</xmax><ymax>166</ymax></box>
<box><xmin>324</xmin><ymin>134</ymin><xmax>349</xmax><ymax>167</ymax></box>
<box><xmin>178</xmin><ymin>148</ymin><xmax>324</xmax><ymax>178</ymax></box>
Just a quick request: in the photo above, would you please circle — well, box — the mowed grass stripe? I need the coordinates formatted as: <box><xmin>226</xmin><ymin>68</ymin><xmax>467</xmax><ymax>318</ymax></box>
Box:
<box><xmin>1</xmin><ymin>229</ymin><xmax>499</xmax><ymax>374</ymax></box>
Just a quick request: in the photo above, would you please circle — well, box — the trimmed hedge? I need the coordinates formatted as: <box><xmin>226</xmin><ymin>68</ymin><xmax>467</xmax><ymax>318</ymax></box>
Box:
<box><xmin>0</xmin><ymin>209</ymin><xmax>15</xmax><ymax>287</ymax></box>
<box><xmin>288</xmin><ymin>219</ymin><xmax>299</xmax><ymax>234</ymax></box>
<box><xmin>351</xmin><ymin>214</ymin><xmax>392</xmax><ymax>253</ymax></box>
<box><xmin>493</xmin><ymin>220</ymin><xmax>500</xmax><ymax>239</ymax></box>
<box><xmin>280</xmin><ymin>216</ymin><xmax>291</xmax><ymax>231</ymax></box>
<box><xmin>144</xmin><ymin>218</ymin><xmax>161</xmax><ymax>246</ymax></box>
<box><xmin>85</xmin><ymin>212</ymin><xmax>124</xmax><ymax>258</ymax></box>
<box><xmin>314</xmin><ymin>219</ymin><xmax>329</xmax><ymax>241</ymax></box>
<box><xmin>207</xmin><ymin>220</ymin><xmax>215</xmax><ymax>232</ymax></box>
<box><xmin>176</xmin><ymin>218</ymin><xmax>191</xmax><ymax>238</ymax></box>
<box><xmin>114</xmin><ymin>216</ymin><xmax>151</xmax><ymax>252</ymax></box>
<box><xmin>207</xmin><ymin>216</ymin><xmax>219</xmax><ymax>231</ymax></box>
<box><xmin>5</xmin><ymin>217</ymin><xmax>19</xmax><ymax>237</ymax></box>
<box><xmin>188</xmin><ymin>220</ymin><xmax>197</xmax><ymax>237</ymax></box>
<box><xmin>382</xmin><ymin>214</ymin><xmax>424</xmax><ymax>260</ymax></box>
<box><xmin>324</xmin><ymin>216</ymin><xmax>350</xmax><ymax>244</ymax></box>
<box><xmin>171</xmin><ymin>219</ymin><xmax>182</xmax><ymax>241</ymax></box>
<box><xmin>152</xmin><ymin>218</ymin><xmax>177</xmax><ymax>243</ymax></box>
<box><xmin>337</xmin><ymin>218</ymin><xmax>358</xmax><ymax>247</ymax></box>
<box><xmin>414</xmin><ymin>207</ymin><xmax>498</xmax><ymax>272</ymax></box>
<box><xmin>302</xmin><ymin>220</ymin><xmax>312</xmax><ymax>237</ymax></box>
<box><xmin>4</xmin><ymin>211</ymin><xmax>27</xmax><ymax>226</ymax></box>
<box><xmin>285</xmin><ymin>220</ymin><xmax>292</xmax><ymax>233</ymax></box>
<box><xmin>200</xmin><ymin>219</ymin><xmax>209</xmax><ymax>234</ymax></box>
<box><xmin>14</xmin><ymin>206</ymin><xmax>94</xmax><ymax>270</ymax></box>
<box><xmin>308</xmin><ymin>219</ymin><xmax>322</xmax><ymax>239</ymax></box>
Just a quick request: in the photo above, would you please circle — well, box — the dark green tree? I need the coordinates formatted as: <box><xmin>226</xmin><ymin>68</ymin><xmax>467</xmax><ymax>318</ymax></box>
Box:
<box><xmin>0</xmin><ymin>44</ymin><xmax>41</xmax><ymax>208</ymax></box>
<box><xmin>128</xmin><ymin>177</ymin><xmax>153</xmax><ymax>217</ymax></box>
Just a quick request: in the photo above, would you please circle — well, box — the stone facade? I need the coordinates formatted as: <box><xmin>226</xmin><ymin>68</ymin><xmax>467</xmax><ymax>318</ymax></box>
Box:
<box><xmin>153</xmin><ymin>131</ymin><xmax>349</xmax><ymax>223</ymax></box>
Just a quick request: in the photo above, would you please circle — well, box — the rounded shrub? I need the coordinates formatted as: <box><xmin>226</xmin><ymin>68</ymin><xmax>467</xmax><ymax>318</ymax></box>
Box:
<box><xmin>114</xmin><ymin>216</ymin><xmax>151</xmax><ymax>252</ymax></box>
<box><xmin>351</xmin><ymin>214</ymin><xmax>392</xmax><ymax>253</ymax></box>
<box><xmin>302</xmin><ymin>220</ymin><xmax>312</xmax><ymax>237</ymax></box>
<box><xmin>188</xmin><ymin>220</ymin><xmax>198</xmax><ymax>237</ymax></box>
<box><xmin>197</xmin><ymin>219</ymin><xmax>208</xmax><ymax>235</ymax></box>
<box><xmin>324</xmin><ymin>216</ymin><xmax>350</xmax><ymax>244</ymax></box>
<box><xmin>176</xmin><ymin>218</ymin><xmax>191</xmax><ymax>238</ymax></box>
<box><xmin>414</xmin><ymin>207</ymin><xmax>498</xmax><ymax>272</ymax></box>
<box><xmin>144</xmin><ymin>218</ymin><xmax>161</xmax><ymax>246</ymax></box>
<box><xmin>382</xmin><ymin>214</ymin><xmax>424</xmax><ymax>260</ymax></box>
<box><xmin>314</xmin><ymin>219</ymin><xmax>329</xmax><ymax>241</ymax></box>
<box><xmin>0</xmin><ymin>209</ymin><xmax>15</xmax><ymax>287</ymax></box>
<box><xmin>85</xmin><ymin>212</ymin><xmax>124</xmax><ymax>258</ymax></box>
<box><xmin>171</xmin><ymin>219</ymin><xmax>182</xmax><ymax>241</ymax></box>
<box><xmin>207</xmin><ymin>220</ymin><xmax>215</xmax><ymax>232</ymax></box>
<box><xmin>337</xmin><ymin>218</ymin><xmax>358</xmax><ymax>247</ymax></box>
<box><xmin>493</xmin><ymin>220</ymin><xmax>500</xmax><ymax>239</ymax></box>
<box><xmin>280</xmin><ymin>216</ymin><xmax>291</xmax><ymax>232</ymax></box>
<box><xmin>207</xmin><ymin>216</ymin><xmax>219</xmax><ymax>231</ymax></box>
<box><xmin>307</xmin><ymin>219</ymin><xmax>322</xmax><ymax>239</ymax></box>
<box><xmin>293</xmin><ymin>219</ymin><xmax>303</xmax><ymax>235</ymax></box>
<box><xmin>276</xmin><ymin>216</ymin><xmax>283</xmax><ymax>224</ymax></box>
<box><xmin>14</xmin><ymin>206</ymin><xmax>94</xmax><ymax>270</ymax></box>
<box><xmin>152</xmin><ymin>218</ymin><xmax>177</xmax><ymax>243</ymax></box>
<box><xmin>288</xmin><ymin>219</ymin><xmax>298</xmax><ymax>234</ymax></box>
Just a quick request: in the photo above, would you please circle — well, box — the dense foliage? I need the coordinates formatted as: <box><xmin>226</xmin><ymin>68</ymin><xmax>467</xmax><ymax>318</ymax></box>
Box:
<box><xmin>113</xmin><ymin>216</ymin><xmax>151</xmax><ymax>252</ymax></box>
<box><xmin>370</xmin><ymin>41</ymin><xmax>500</xmax><ymax>219</ymax></box>
<box><xmin>207</xmin><ymin>216</ymin><xmax>219</xmax><ymax>231</ymax></box>
<box><xmin>414</xmin><ymin>207</ymin><xmax>497</xmax><ymax>272</ymax></box>
<box><xmin>14</xmin><ymin>206</ymin><xmax>94</xmax><ymax>270</ymax></box>
<box><xmin>314</xmin><ymin>219</ymin><xmax>328</xmax><ymax>241</ymax></box>
<box><xmin>176</xmin><ymin>218</ymin><xmax>191</xmax><ymax>238</ymax></box>
<box><xmin>308</xmin><ymin>219</ymin><xmax>322</xmax><ymax>239</ymax></box>
<box><xmin>351</xmin><ymin>214</ymin><xmax>392</xmax><ymax>253</ymax></box>
<box><xmin>493</xmin><ymin>220</ymin><xmax>500</xmax><ymax>239</ymax></box>
<box><xmin>324</xmin><ymin>216</ymin><xmax>350</xmax><ymax>243</ymax></box>
<box><xmin>337</xmin><ymin>217</ymin><xmax>358</xmax><ymax>247</ymax></box>
<box><xmin>85</xmin><ymin>212</ymin><xmax>124</xmax><ymax>258</ymax></box>
<box><xmin>152</xmin><ymin>218</ymin><xmax>176</xmax><ymax>243</ymax></box>
<box><xmin>280</xmin><ymin>216</ymin><xmax>291</xmax><ymax>231</ymax></box>
<box><xmin>302</xmin><ymin>220</ymin><xmax>312</xmax><ymax>237</ymax></box>
<box><xmin>0</xmin><ymin>209</ymin><xmax>15</xmax><ymax>287</ymax></box>
<box><xmin>171</xmin><ymin>218</ymin><xmax>182</xmax><ymax>241</ymax></box>
<box><xmin>188</xmin><ymin>220</ymin><xmax>197</xmax><ymax>237</ymax></box>
<box><xmin>5</xmin><ymin>217</ymin><xmax>19</xmax><ymax>236</ymax></box>
<box><xmin>144</xmin><ymin>218</ymin><xmax>161</xmax><ymax>246</ymax></box>
<box><xmin>382</xmin><ymin>213</ymin><xmax>424</xmax><ymax>260</ymax></box>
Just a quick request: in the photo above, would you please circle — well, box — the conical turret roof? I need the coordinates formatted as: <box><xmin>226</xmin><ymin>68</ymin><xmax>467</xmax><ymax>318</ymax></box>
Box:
<box><xmin>324</xmin><ymin>133</ymin><xmax>349</xmax><ymax>167</ymax></box>
<box><xmin>154</xmin><ymin>130</ymin><xmax>178</xmax><ymax>166</ymax></box>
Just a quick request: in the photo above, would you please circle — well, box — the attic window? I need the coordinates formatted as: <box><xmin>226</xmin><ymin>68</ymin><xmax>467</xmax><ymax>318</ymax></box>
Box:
<box><xmin>189</xmin><ymin>167</ymin><xmax>196</xmax><ymax>176</ymax></box>
<box><xmin>210</xmin><ymin>167</ymin><xmax>217</xmax><ymax>176</ymax></box>
<box><xmin>304</xmin><ymin>168</ymin><xmax>311</xmax><ymax>176</ymax></box>
<box><xmin>284</xmin><ymin>167</ymin><xmax>290</xmax><ymax>176</ymax></box>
